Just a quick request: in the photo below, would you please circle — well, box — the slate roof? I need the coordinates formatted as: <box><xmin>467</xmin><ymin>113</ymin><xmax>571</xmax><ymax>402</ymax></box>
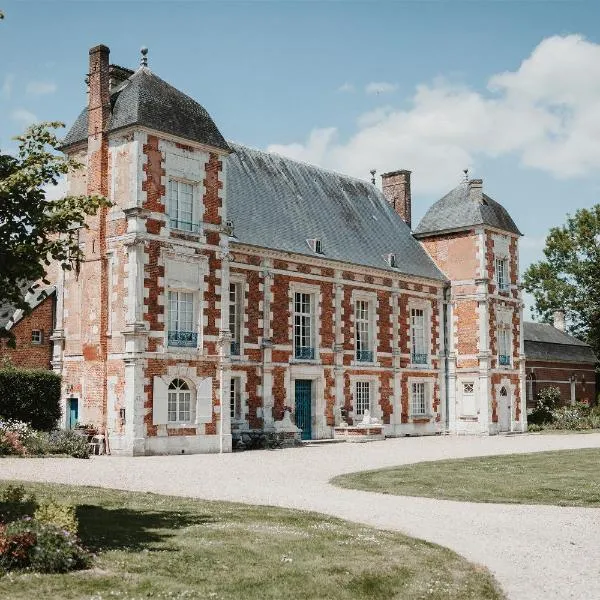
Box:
<box><xmin>414</xmin><ymin>181</ymin><xmax>522</xmax><ymax>237</ymax></box>
<box><xmin>0</xmin><ymin>284</ymin><xmax>56</xmax><ymax>330</ymax></box>
<box><xmin>226</xmin><ymin>143</ymin><xmax>446</xmax><ymax>281</ymax></box>
<box><xmin>63</xmin><ymin>67</ymin><xmax>229</xmax><ymax>151</ymax></box>
<box><xmin>524</xmin><ymin>322</ymin><xmax>597</xmax><ymax>364</ymax></box>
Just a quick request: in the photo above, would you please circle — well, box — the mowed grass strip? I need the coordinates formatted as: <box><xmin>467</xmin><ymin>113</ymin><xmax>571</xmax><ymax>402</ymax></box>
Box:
<box><xmin>0</xmin><ymin>481</ymin><xmax>503</xmax><ymax>600</ymax></box>
<box><xmin>332</xmin><ymin>448</ymin><xmax>600</xmax><ymax>507</ymax></box>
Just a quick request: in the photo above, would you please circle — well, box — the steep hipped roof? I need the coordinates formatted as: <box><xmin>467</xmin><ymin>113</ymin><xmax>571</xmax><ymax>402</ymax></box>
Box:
<box><xmin>414</xmin><ymin>181</ymin><xmax>521</xmax><ymax>237</ymax></box>
<box><xmin>226</xmin><ymin>144</ymin><xmax>445</xmax><ymax>281</ymax></box>
<box><xmin>523</xmin><ymin>322</ymin><xmax>597</xmax><ymax>363</ymax></box>
<box><xmin>0</xmin><ymin>284</ymin><xmax>56</xmax><ymax>330</ymax></box>
<box><xmin>63</xmin><ymin>68</ymin><xmax>229</xmax><ymax>151</ymax></box>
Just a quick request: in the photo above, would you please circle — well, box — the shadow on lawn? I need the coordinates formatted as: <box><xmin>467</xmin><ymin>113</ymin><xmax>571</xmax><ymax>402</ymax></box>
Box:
<box><xmin>76</xmin><ymin>504</ymin><xmax>215</xmax><ymax>552</ymax></box>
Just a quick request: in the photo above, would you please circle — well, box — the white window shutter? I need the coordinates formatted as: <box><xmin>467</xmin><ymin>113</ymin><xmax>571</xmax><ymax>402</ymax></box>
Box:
<box><xmin>196</xmin><ymin>377</ymin><xmax>213</xmax><ymax>424</ymax></box>
<box><xmin>152</xmin><ymin>376</ymin><xmax>169</xmax><ymax>425</ymax></box>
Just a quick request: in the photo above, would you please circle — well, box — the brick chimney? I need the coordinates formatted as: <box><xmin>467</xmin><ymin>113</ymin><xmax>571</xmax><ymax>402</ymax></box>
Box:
<box><xmin>553</xmin><ymin>310</ymin><xmax>566</xmax><ymax>332</ymax></box>
<box><xmin>468</xmin><ymin>178</ymin><xmax>483</xmax><ymax>204</ymax></box>
<box><xmin>381</xmin><ymin>170</ymin><xmax>412</xmax><ymax>228</ymax></box>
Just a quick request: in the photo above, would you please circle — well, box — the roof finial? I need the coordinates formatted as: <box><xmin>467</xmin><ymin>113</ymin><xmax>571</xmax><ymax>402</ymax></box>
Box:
<box><xmin>463</xmin><ymin>168</ymin><xmax>469</xmax><ymax>182</ymax></box>
<box><xmin>140</xmin><ymin>46</ymin><xmax>148</xmax><ymax>67</ymax></box>
<box><xmin>370</xmin><ymin>169</ymin><xmax>376</xmax><ymax>185</ymax></box>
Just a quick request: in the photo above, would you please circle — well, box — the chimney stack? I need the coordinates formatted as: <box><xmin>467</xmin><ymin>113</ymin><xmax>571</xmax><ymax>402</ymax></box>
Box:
<box><xmin>381</xmin><ymin>170</ymin><xmax>412</xmax><ymax>228</ymax></box>
<box><xmin>553</xmin><ymin>310</ymin><xmax>566</xmax><ymax>332</ymax></box>
<box><xmin>468</xmin><ymin>178</ymin><xmax>483</xmax><ymax>204</ymax></box>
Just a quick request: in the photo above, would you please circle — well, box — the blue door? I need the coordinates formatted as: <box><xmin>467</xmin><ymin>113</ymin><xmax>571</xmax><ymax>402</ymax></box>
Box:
<box><xmin>295</xmin><ymin>380</ymin><xmax>312</xmax><ymax>440</ymax></box>
<box><xmin>68</xmin><ymin>398</ymin><xmax>78</xmax><ymax>429</ymax></box>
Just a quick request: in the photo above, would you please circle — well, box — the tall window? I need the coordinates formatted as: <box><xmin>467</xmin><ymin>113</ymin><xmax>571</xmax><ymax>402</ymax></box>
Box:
<box><xmin>411</xmin><ymin>382</ymin><xmax>427</xmax><ymax>416</ymax></box>
<box><xmin>169</xmin><ymin>180</ymin><xmax>195</xmax><ymax>232</ymax></box>
<box><xmin>411</xmin><ymin>308</ymin><xmax>427</xmax><ymax>364</ymax></box>
<box><xmin>294</xmin><ymin>292</ymin><xmax>314</xmax><ymax>359</ymax></box>
<box><xmin>168</xmin><ymin>378</ymin><xmax>192</xmax><ymax>422</ymax></box>
<box><xmin>495</xmin><ymin>258</ymin><xmax>509</xmax><ymax>291</ymax></box>
<box><xmin>355</xmin><ymin>381</ymin><xmax>370</xmax><ymax>416</ymax></box>
<box><xmin>229</xmin><ymin>282</ymin><xmax>241</xmax><ymax>356</ymax></box>
<box><xmin>355</xmin><ymin>300</ymin><xmax>372</xmax><ymax>362</ymax></box>
<box><xmin>230</xmin><ymin>377</ymin><xmax>241</xmax><ymax>421</ymax></box>
<box><xmin>168</xmin><ymin>291</ymin><xmax>196</xmax><ymax>347</ymax></box>
<box><xmin>498</xmin><ymin>327</ymin><xmax>511</xmax><ymax>366</ymax></box>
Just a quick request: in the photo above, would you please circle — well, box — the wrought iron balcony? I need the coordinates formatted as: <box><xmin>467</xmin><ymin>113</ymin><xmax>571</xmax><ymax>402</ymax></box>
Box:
<box><xmin>497</xmin><ymin>282</ymin><xmax>510</xmax><ymax>292</ymax></box>
<box><xmin>230</xmin><ymin>341</ymin><xmax>240</xmax><ymax>356</ymax></box>
<box><xmin>295</xmin><ymin>346</ymin><xmax>315</xmax><ymax>360</ymax></box>
<box><xmin>169</xmin><ymin>219</ymin><xmax>202</xmax><ymax>233</ymax></box>
<box><xmin>499</xmin><ymin>354</ymin><xmax>511</xmax><ymax>366</ymax></box>
<box><xmin>411</xmin><ymin>353</ymin><xmax>428</xmax><ymax>365</ymax></box>
<box><xmin>168</xmin><ymin>331</ymin><xmax>198</xmax><ymax>348</ymax></box>
<box><xmin>356</xmin><ymin>349</ymin><xmax>374</xmax><ymax>362</ymax></box>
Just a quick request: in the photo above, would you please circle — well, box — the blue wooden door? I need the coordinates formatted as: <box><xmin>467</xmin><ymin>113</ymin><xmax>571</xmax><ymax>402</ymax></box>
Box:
<box><xmin>68</xmin><ymin>398</ymin><xmax>78</xmax><ymax>429</ymax></box>
<box><xmin>295</xmin><ymin>380</ymin><xmax>312</xmax><ymax>440</ymax></box>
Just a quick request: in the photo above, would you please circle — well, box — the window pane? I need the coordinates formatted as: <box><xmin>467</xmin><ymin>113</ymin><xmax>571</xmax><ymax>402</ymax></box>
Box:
<box><xmin>355</xmin><ymin>381</ymin><xmax>370</xmax><ymax>416</ymax></box>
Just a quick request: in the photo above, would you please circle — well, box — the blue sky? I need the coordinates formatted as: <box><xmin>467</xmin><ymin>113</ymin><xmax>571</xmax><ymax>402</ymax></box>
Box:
<box><xmin>2</xmin><ymin>0</ymin><xmax>600</xmax><ymax>317</ymax></box>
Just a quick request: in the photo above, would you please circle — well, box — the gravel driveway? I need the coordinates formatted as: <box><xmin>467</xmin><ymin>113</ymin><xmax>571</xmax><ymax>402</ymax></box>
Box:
<box><xmin>2</xmin><ymin>432</ymin><xmax>600</xmax><ymax>600</ymax></box>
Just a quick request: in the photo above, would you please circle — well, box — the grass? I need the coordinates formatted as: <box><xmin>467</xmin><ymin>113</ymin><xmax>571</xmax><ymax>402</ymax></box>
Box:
<box><xmin>0</xmin><ymin>481</ymin><xmax>503</xmax><ymax>600</ymax></box>
<box><xmin>332</xmin><ymin>448</ymin><xmax>600</xmax><ymax>507</ymax></box>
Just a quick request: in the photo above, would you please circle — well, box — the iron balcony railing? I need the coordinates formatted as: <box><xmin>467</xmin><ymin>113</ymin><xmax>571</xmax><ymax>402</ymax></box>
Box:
<box><xmin>169</xmin><ymin>219</ymin><xmax>202</xmax><ymax>233</ymax></box>
<box><xmin>168</xmin><ymin>331</ymin><xmax>198</xmax><ymax>348</ymax></box>
<box><xmin>498</xmin><ymin>281</ymin><xmax>510</xmax><ymax>292</ymax></box>
<box><xmin>230</xmin><ymin>341</ymin><xmax>240</xmax><ymax>356</ymax></box>
<box><xmin>295</xmin><ymin>346</ymin><xmax>315</xmax><ymax>360</ymax></box>
<box><xmin>499</xmin><ymin>354</ymin><xmax>511</xmax><ymax>366</ymax></box>
<box><xmin>356</xmin><ymin>349</ymin><xmax>374</xmax><ymax>362</ymax></box>
<box><xmin>412</xmin><ymin>353</ymin><xmax>428</xmax><ymax>365</ymax></box>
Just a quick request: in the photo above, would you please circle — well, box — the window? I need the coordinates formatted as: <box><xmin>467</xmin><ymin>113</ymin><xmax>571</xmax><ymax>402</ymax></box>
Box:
<box><xmin>229</xmin><ymin>282</ymin><xmax>241</xmax><ymax>356</ymax></box>
<box><xmin>411</xmin><ymin>382</ymin><xmax>427</xmax><ymax>416</ymax></box>
<box><xmin>168</xmin><ymin>291</ymin><xmax>196</xmax><ymax>347</ymax></box>
<box><xmin>355</xmin><ymin>300</ymin><xmax>372</xmax><ymax>362</ymax></box>
<box><xmin>410</xmin><ymin>308</ymin><xmax>428</xmax><ymax>364</ymax></box>
<box><xmin>31</xmin><ymin>330</ymin><xmax>42</xmax><ymax>344</ymax></box>
<box><xmin>306</xmin><ymin>238</ymin><xmax>323</xmax><ymax>254</ymax></box>
<box><xmin>230</xmin><ymin>377</ymin><xmax>241</xmax><ymax>421</ymax></box>
<box><xmin>169</xmin><ymin>180</ymin><xmax>197</xmax><ymax>232</ymax></box>
<box><xmin>495</xmin><ymin>258</ymin><xmax>509</xmax><ymax>291</ymax></box>
<box><xmin>168</xmin><ymin>378</ymin><xmax>192</xmax><ymax>423</ymax></box>
<box><xmin>463</xmin><ymin>382</ymin><xmax>474</xmax><ymax>394</ymax></box>
<box><xmin>355</xmin><ymin>381</ymin><xmax>370</xmax><ymax>416</ymax></box>
<box><xmin>498</xmin><ymin>327</ymin><xmax>511</xmax><ymax>366</ymax></box>
<box><xmin>294</xmin><ymin>292</ymin><xmax>314</xmax><ymax>359</ymax></box>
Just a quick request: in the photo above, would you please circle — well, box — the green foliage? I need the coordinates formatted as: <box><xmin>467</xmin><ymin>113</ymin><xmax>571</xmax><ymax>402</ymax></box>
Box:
<box><xmin>523</xmin><ymin>205</ymin><xmax>600</xmax><ymax>357</ymax></box>
<box><xmin>0</xmin><ymin>368</ymin><xmax>61</xmax><ymax>430</ymax></box>
<box><xmin>528</xmin><ymin>386</ymin><xmax>561</xmax><ymax>425</ymax></box>
<box><xmin>34</xmin><ymin>501</ymin><xmax>78</xmax><ymax>535</ymax></box>
<box><xmin>45</xmin><ymin>429</ymin><xmax>89</xmax><ymax>459</ymax></box>
<box><xmin>0</xmin><ymin>122</ymin><xmax>110</xmax><ymax>332</ymax></box>
<box><xmin>0</xmin><ymin>519</ymin><xmax>91</xmax><ymax>573</ymax></box>
<box><xmin>0</xmin><ymin>485</ymin><xmax>38</xmax><ymax>524</ymax></box>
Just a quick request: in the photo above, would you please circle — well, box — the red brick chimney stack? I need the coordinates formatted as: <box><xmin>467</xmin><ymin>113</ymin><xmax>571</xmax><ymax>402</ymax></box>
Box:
<box><xmin>381</xmin><ymin>170</ymin><xmax>412</xmax><ymax>228</ymax></box>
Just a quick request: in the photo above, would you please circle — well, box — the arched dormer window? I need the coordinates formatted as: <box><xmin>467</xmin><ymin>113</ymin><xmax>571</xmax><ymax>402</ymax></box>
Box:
<box><xmin>168</xmin><ymin>378</ymin><xmax>194</xmax><ymax>423</ymax></box>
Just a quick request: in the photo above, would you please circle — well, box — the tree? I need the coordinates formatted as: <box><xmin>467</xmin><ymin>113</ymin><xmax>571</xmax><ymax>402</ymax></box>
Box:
<box><xmin>523</xmin><ymin>205</ymin><xmax>600</xmax><ymax>358</ymax></box>
<box><xmin>0</xmin><ymin>122</ymin><xmax>109</xmax><ymax>323</ymax></box>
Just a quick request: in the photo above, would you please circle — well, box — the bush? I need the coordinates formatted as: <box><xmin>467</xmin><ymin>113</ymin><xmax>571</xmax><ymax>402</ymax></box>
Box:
<box><xmin>46</xmin><ymin>430</ymin><xmax>89</xmax><ymax>459</ymax></box>
<box><xmin>34</xmin><ymin>501</ymin><xmax>78</xmax><ymax>534</ymax></box>
<box><xmin>529</xmin><ymin>386</ymin><xmax>561</xmax><ymax>425</ymax></box>
<box><xmin>0</xmin><ymin>519</ymin><xmax>91</xmax><ymax>573</ymax></box>
<box><xmin>0</xmin><ymin>368</ymin><xmax>61</xmax><ymax>431</ymax></box>
<box><xmin>0</xmin><ymin>485</ymin><xmax>38</xmax><ymax>524</ymax></box>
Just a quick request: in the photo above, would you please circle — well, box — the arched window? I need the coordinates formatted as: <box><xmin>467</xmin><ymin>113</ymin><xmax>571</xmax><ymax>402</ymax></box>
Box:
<box><xmin>500</xmin><ymin>386</ymin><xmax>508</xmax><ymax>397</ymax></box>
<box><xmin>168</xmin><ymin>378</ymin><xmax>192</xmax><ymax>423</ymax></box>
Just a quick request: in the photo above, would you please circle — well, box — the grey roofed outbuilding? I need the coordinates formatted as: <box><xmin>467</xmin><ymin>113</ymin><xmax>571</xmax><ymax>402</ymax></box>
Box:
<box><xmin>226</xmin><ymin>143</ymin><xmax>446</xmax><ymax>281</ymax></box>
<box><xmin>524</xmin><ymin>322</ymin><xmax>597</xmax><ymax>363</ymax></box>
<box><xmin>0</xmin><ymin>284</ymin><xmax>56</xmax><ymax>330</ymax></box>
<box><xmin>413</xmin><ymin>181</ymin><xmax>522</xmax><ymax>237</ymax></box>
<box><xmin>62</xmin><ymin>67</ymin><xmax>229</xmax><ymax>152</ymax></box>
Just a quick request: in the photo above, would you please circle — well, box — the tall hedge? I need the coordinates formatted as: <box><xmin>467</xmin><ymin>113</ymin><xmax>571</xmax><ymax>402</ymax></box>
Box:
<box><xmin>0</xmin><ymin>368</ymin><xmax>61</xmax><ymax>431</ymax></box>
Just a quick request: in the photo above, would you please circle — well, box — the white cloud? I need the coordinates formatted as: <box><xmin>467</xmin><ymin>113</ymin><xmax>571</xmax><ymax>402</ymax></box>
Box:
<box><xmin>1</xmin><ymin>74</ymin><xmax>14</xmax><ymax>99</ymax></box>
<box><xmin>43</xmin><ymin>176</ymin><xmax>67</xmax><ymax>202</ymax></box>
<box><xmin>26</xmin><ymin>81</ymin><xmax>57</xmax><ymax>96</ymax></box>
<box><xmin>11</xmin><ymin>109</ymin><xmax>38</xmax><ymax>125</ymax></box>
<box><xmin>268</xmin><ymin>35</ymin><xmax>600</xmax><ymax>195</ymax></box>
<box><xmin>365</xmin><ymin>81</ymin><xmax>398</xmax><ymax>95</ymax></box>
<box><xmin>337</xmin><ymin>82</ymin><xmax>355</xmax><ymax>93</ymax></box>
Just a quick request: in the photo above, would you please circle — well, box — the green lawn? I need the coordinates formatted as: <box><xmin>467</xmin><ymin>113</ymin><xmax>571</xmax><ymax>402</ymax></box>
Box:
<box><xmin>332</xmin><ymin>448</ymin><xmax>600</xmax><ymax>507</ymax></box>
<box><xmin>0</xmin><ymin>481</ymin><xmax>503</xmax><ymax>600</ymax></box>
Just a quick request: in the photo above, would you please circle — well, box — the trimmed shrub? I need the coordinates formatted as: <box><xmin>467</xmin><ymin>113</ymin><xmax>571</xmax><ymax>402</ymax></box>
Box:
<box><xmin>46</xmin><ymin>430</ymin><xmax>89</xmax><ymax>459</ymax></box>
<box><xmin>0</xmin><ymin>485</ymin><xmax>38</xmax><ymax>524</ymax></box>
<box><xmin>0</xmin><ymin>368</ymin><xmax>61</xmax><ymax>431</ymax></box>
<box><xmin>34</xmin><ymin>501</ymin><xmax>78</xmax><ymax>534</ymax></box>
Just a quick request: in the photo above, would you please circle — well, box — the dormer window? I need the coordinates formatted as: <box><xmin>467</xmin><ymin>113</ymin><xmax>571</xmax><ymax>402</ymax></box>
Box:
<box><xmin>307</xmin><ymin>238</ymin><xmax>324</xmax><ymax>254</ymax></box>
<box><xmin>384</xmin><ymin>253</ymin><xmax>397</xmax><ymax>268</ymax></box>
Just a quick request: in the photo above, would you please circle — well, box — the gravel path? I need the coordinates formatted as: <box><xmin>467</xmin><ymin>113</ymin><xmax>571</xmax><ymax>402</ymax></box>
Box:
<box><xmin>2</xmin><ymin>433</ymin><xmax>600</xmax><ymax>600</ymax></box>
